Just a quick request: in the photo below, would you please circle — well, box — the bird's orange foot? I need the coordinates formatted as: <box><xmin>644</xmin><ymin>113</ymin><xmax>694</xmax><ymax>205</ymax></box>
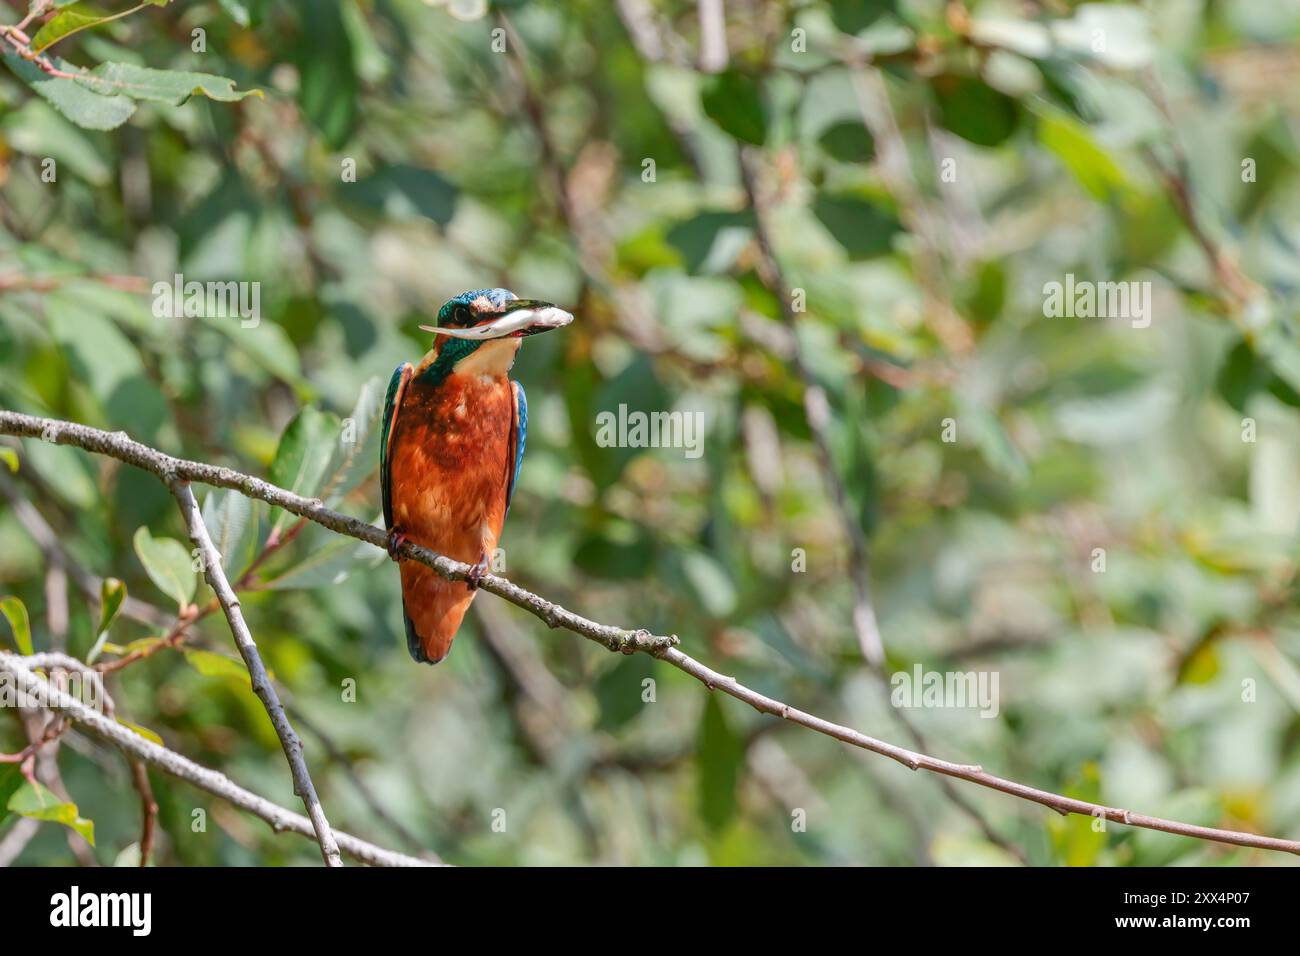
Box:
<box><xmin>464</xmin><ymin>555</ymin><xmax>488</xmax><ymax>592</ymax></box>
<box><xmin>386</xmin><ymin>530</ymin><xmax>408</xmax><ymax>562</ymax></box>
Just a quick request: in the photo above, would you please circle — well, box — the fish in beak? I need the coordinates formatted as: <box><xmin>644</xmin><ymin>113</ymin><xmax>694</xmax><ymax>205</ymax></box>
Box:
<box><xmin>420</xmin><ymin>300</ymin><xmax>574</xmax><ymax>341</ymax></box>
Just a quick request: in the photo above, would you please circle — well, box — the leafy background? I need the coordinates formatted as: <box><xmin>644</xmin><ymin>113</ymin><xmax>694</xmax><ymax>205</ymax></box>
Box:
<box><xmin>2</xmin><ymin>0</ymin><xmax>1300</xmax><ymax>866</ymax></box>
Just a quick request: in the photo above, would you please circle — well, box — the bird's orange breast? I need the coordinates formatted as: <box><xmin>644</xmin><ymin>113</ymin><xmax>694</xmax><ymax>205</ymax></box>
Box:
<box><xmin>389</xmin><ymin>369</ymin><xmax>517</xmax><ymax>663</ymax></box>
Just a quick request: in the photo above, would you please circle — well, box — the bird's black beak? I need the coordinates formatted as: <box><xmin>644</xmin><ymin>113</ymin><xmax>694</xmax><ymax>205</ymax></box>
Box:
<box><xmin>420</xmin><ymin>300</ymin><xmax>574</xmax><ymax>341</ymax></box>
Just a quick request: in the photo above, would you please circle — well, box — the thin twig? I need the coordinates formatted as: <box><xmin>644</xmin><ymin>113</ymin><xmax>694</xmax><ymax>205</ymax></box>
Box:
<box><xmin>169</xmin><ymin>479</ymin><xmax>343</xmax><ymax>868</ymax></box>
<box><xmin>3</xmin><ymin>411</ymin><xmax>1297</xmax><ymax>856</ymax></box>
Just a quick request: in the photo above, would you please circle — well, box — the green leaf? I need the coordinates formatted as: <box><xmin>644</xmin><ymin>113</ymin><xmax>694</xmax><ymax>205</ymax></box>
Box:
<box><xmin>133</xmin><ymin>526</ymin><xmax>197</xmax><ymax>608</ymax></box>
<box><xmin>0</xmin><ymin>596</ymin><xmax>34</xmax><ymax>655</ymax></box>
<box><xmin>818</xmin><ymin>120</ymin><xmax>875</xmax><ymax>163</ymax></box>
<box><xmin>1035</xmin><ymin>107</ymin><xmax>1129</xmax><ymax>201</ymax></box>
<box><xmin>296</xmin><ymin>0</ymin><xmax>357</xmax><ymax>148</ymax></box>
<box><xmin>932</xmin><ymin>75</ymin><xmax>1020</xmax><ymax>148</ymax></box>
<box><xmin>697</xmin><ymin>695</ymin><xmax>744</xmax><ymax>833</ymax></box>
<box><xmin>1216</xmin><ymin>337</ymin><xmax>1300</xmax><ymax>411</ymax></box>
<box><xmin>320</xmin><ymin>376</ymin><xmax>385</xmax><ymax>505</ymax></box>
<box><xmin>8</xmin><ymin>781</ymin><xmax>95</xmax><ymax>846</ymax></box>
<box><xmin>268</xmin><ymin>406</ymin><xmax>341</xmax><ymax>532</ymax></box>
<box><xmin>828</xmin><ymin>0</ymin><xmax>895</xmax><ymax>34</ymax></box>
<box><xmin>346</xmin><ymin>165</ymin><xmax>457</xmax><ymax>225</ymax></box>
<box><xmin>701</xmin><ymin>69</ymin><xmax>766</xmax><ymax>146</ymax></box>
<box><xmin>680</xmin><ymin>551</ymin><xmax>738</xmax><ymax>618</ymax></box>
<box><xmin>262</xmin><ymin>529</ymin><xmax>383</xmax><ymax>590</ymax></box>
<box><xmin>86</xmin><ymin>577</ymin><xmax>127</xmax><ymax>664</ymax></box>
<box><xmin>202</xmin><ymin>490</ymin><xmax>258</xmax><ymax>579</ymax></box>
<box><xmin>0</xmin><ymin>768</ymin><xmax>22</xmax><ymax>830</ymax></box>
<box><xmin>813</xmin><ymin>193</ymin><xmax>900</xmax><ymax>259</ymax></box>
<box><xmin>594</xmin><ymin>654</ymin><xmax>654</xmax><ymax>731</ymax></box>
<box><xmin>117</xmin><ymin>718</ymin><xmax>163</xmax><ymax>746</ymax></box>
<box><xmin>216</xmin><ymin>0</ymin><xmax>255</xmax><ymax>27</ymax></box>
<box><xmin>31</xmin><ymin>3</ymin><xmax>127</xmax><ymax>54</ymax></box>
<box><xmin>185</xmin><ymin>648</ymin><xmax>252</xmax><ymax>685</ymax></box>
<box><xmin>666</xmin><ymin>211</ymin><xmax>755</xmax><ymax>274</ymax></box>
<box><xmin>1</xmin><ymin>98</ymin><xmax>113</xmax><ymax>185</ymax></box>
<box><xmin>0</xmin><ymin>45</ymin><xmax>136</xmax><ymax>131</ymax></box>
<box><xmin>76</xmin><ymin>62</ymin><xmax>262</xmax><ymax>105</ymax></box>
<box><xmin>0</xmin><ymin>448</ymin><xmax>17</xmax><ymax>473</ymax></box>
<box><xmin>97</xmin><ymin>577</ymin><xmax>126</xmax><ymax>637</ymax></box>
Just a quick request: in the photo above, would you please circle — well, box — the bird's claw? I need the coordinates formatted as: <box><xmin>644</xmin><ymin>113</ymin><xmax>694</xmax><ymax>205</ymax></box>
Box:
<box><xmin>465</xmin><ymin>557</ymin><xmax>488</xmax><ymax>592</ymax></box>
<box><xmin>386</xmin><ymin>530</ymin><xmax>408</xmax><ymax>562</ymax></box>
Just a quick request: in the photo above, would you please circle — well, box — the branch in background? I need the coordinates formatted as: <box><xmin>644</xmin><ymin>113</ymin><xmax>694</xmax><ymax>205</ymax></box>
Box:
<box><xmin>0</xmin><ymin>273</ymin><xmax>151</xmax><ymax>294</ymax></box>
<box><xmin>1138</xmin><ymin>68</ymin><xmax>1263</xmax><ymax>314</ymax></box>
<box><xmin>696</xmin><ymin>0</ymin><xmax>728</xmax><ymax>73</ymax></box>
<box><xmin>0</xmin><ymin>653</ymin><xmax>435</xmax><ymax>867</ymax></box>
<box><xmin>3</xmin><ymin>412</ymin><xmax>1297</xmax><ymax>857</ymax></box>
<box><xmin>168</xmin><ymin>480</ymin><xmax>343</xmax><ymax>868</ymax></box>
<box><xmin>285</xmin><ymin>705</ymin><xmax>434</xmax><ymax>861</ymax></box>
<box><xmin>4</xmin><ymin>470</ymin><xmax>432</xmax><ymax>863</ymax></box>
<box><xmin>846</xmin><ymin>64</ymin><xmax>973</xmax><ymax>355</ymax></box>
<box><xmin>738</xmin><ymin>148</ymin><xmax>886</xmax><ymax>669</ymax></box>
<box><xmin>0</xmin><ymin>469</ymin><xmax>173</xmax><ymax>631</ymax></box>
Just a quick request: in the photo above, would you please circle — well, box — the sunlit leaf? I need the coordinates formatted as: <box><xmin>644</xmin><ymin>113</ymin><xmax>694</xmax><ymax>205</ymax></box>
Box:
<box><xmin>185</xmin><ymin>648</ymin><xmax>252</xmax><ymax>685</ymax></box>
<box><xmin>117</xmin><ymin>718</ymin><xmax>164</xmax><ymax>746</ymax></box>
<box><xmin>1035</xmin><ymin>107</ymin><xmax>1129</xmax><ymax>201</ymax></box>
<box><xmin>31</xmin><ymin>3</ymin><xmax>169</xmax><ymax>54</ymax></box>
<box><xmin>133</xmin><ymin>526</ymin><xmax>197</xmax><ymax>608</ymax></box>
<box><xmin>0</xmin><ymin>596</ymin><xmax>33</xmax><ymax>655</ymax></box>
<box><xmin>86</xmin><ymin>577</ymin><xmax>127</xmax><ymax>664</ymax></box>
<box><xmin>8</xmin><ymin>781</ymin><xmax>95</xmax><ymax>846</ymax></box>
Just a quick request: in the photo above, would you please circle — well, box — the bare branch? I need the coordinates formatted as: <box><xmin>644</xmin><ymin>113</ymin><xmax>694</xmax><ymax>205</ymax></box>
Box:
<box><xmin>0</xmin><ymin>653</ymin><xmax>437</xmax><ymax>867</ymax></box>
<box><xmin>2</xmin><ymin>410</ymin><xmax>1298</xmax><ymax>857</ymax></box>
<box><xmin>168</xmin><ymin>479</ymin><xmax>343</xmax><ymax>868</ymax></box>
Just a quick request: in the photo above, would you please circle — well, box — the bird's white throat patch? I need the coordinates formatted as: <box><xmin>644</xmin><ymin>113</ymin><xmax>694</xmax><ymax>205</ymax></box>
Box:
<box><xmin>451</xmin><ymin>338</ymin><xmax>521</xmax><ymax>379</ymax></box>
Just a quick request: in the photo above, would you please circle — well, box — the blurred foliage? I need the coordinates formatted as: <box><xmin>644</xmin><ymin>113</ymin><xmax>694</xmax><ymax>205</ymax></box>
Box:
<box><xmin>1</xmin><ymin>0</ymin><xmax>1300</xmax><ymax>866</ymax></box>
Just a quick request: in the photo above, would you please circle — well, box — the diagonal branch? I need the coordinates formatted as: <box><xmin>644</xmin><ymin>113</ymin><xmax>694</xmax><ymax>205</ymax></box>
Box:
<box><xmin>0</xmin><ymin>653</ymin><xmax>435</xmax><ymax>867</ymax></box>
<box><xmin>738</xmin><ymin>148</ymin><xmax>1028</xmax><ymax>861</ymax></box>
<box><xmin>168</xmin><ymin>479</ymin><xmax>342</xmax><ymax>868</ymax></box>
<box><xmin>2</xmin><ymin>410</ymin><xmax>1298</xmax><ymax>857</ymax></box>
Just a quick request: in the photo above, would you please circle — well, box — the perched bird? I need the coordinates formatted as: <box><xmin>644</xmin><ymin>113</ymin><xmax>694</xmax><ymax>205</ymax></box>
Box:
<box><xmin>381</xmin><ymin>289</ymin><xmax>573</xmax><ymax>664</ymax></box>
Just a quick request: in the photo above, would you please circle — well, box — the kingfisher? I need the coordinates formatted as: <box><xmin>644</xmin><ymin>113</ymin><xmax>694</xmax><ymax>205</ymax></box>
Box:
<box><xmin>380</xmin><ymin>289</ymin><xmax>573</xmax><ymax>664</ymax></box>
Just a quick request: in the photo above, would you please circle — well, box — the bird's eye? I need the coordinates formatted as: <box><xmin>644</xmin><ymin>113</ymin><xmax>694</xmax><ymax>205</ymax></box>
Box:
<box><xmin>453</xmin><ymin>304</ymin><xmax>471</xmax><ymax>326</ymax></box>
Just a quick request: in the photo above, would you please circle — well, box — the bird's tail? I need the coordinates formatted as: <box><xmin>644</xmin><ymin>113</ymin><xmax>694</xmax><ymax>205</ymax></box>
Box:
<box><xmin>399</xmin><ymin>563</ymin><xmax>473</xmax><ymax>664</ymax></box>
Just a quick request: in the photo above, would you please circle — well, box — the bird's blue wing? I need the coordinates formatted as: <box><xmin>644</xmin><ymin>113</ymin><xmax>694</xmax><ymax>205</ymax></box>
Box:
<box><xmin>506</xmin><ymin>380</ymin><xmax>527</xmax><ymax>516</ymax></box>
<box><xmin>380</xmin><ymin>362</ymin><xmax>413</xmax><ymax>529</ymax></box>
